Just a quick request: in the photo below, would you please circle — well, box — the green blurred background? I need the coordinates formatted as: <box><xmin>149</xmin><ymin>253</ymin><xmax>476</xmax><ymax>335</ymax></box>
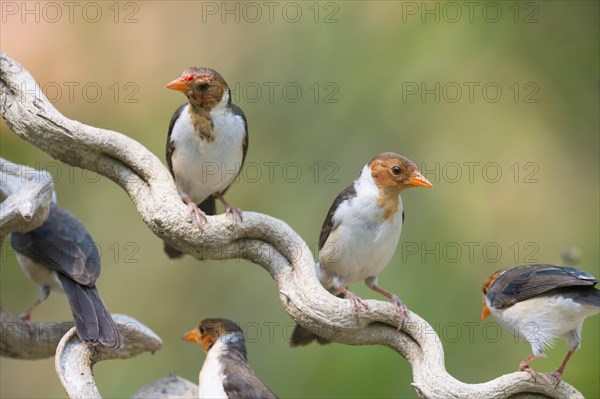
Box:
<box><xmin>1</xmin><ymin>1</ymin><xmax>598</xmax><ymax>398</ymax></box>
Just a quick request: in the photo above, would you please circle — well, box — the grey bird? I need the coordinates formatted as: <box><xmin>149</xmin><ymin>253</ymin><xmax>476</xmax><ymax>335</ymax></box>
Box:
<box><xmin>10</xmin><ymin>203</ymin><xmax>122</xmax><ymax>348</ymax></box>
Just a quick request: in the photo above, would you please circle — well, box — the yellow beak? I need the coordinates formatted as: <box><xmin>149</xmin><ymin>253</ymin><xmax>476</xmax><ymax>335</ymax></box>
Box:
<box><xmin>182</xmin><ymin>329</ymin><xmax>197</xmax><ymax>342</ymax></box>
<box><xmin>480</xmin><ymin>304</ymin><xmax>491</xmax><ymax>320</ymax></box>
<box><xmin>408</xmin><ymin>171</ymin><xmax>433</xmax><ymax>188</ymax></box>
<box><xmin>166</xmin><ymin>77</ymin><xmax>189</xmax><ymax>92</ymax></box>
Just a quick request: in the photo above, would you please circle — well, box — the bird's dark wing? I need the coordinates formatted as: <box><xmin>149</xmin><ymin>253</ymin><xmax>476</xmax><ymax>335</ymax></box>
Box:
<box><xmin>318</xmin><ymin>183</ymin><xmax>357</xmax><ymax>250</ymax></box>
<box><xmin>220</xmin><ymin>102</ymin><xmax>248</xmax><ymax>197</ymax></box>
<box><xmin>10</xmin><ymin>205</ymin><xmax>99</xmax><ymax>286</ymax></box>
<box><xmin>166</xmin><ymin>103</ymin><xmax>187</xmax><ymax>177</ymax></box>
<box><xmin>222</xmin><ymin>355</ymin><xmax>278</xmax><ymax>399</ymax></box>
<box><xmin>290</xmin><ymin>323</ymin><xmax>331</xmax><ymax>347</ymax></box>
<box><xmin>488</xmin><ymin>264</ymin><xmax>598</xmax><ymax>309</ymax></box>
<box><xmin>549</xmin><ymin>286</ymin><xmax>600</xmax><ymax>307</ymax></box>
<box><xmin>229</xmin><ymin>102</ymin><xmax>248</xmax><ymax>169</ymax></box>
<box><xmin>198</xmin><ymin>195</ymin><xmax>216</xmax><ymax>216</ymax></box>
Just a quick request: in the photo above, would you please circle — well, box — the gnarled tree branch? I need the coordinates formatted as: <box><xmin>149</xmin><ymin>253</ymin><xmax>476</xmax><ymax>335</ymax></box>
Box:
<box><xmin>0</xmin><ymin>51</ymin><xmax>584</xmax><ymax>399</ymax></box>
<box><xmin>0</xmin><ymin>157</ymin><xmax>74</xmax><ymax>359</ymax></box>
<box><xmin>55</xmin><ymin>314</ymin><xmax>162</xmax><ymax>399</ymax></box>
<box><xmin>0</xmin><ymin>158</ymin><xmax>183</xmax><ymax>397</ymax></box>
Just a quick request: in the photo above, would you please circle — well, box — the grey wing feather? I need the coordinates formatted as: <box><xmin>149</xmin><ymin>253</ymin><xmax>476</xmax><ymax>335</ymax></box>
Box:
<box><xmin>318</xmin><ymin>184</ymin><xmax>357</xmax><ymax>250</ymax></box>
<box><xmin>166</xmin><ymin>103</ymin><xmax>187</xmax><ymax>177</ymax></box>
<box><xmin>229</xmin><ymin>102</ymin><xmax>248</xmax><ymax>166</ymax></box>
<box><xmin>10</xmin><ymin>204</ymin><xmax>99</xmax><ymax>286</ymax></box>
<box><xmin>489</xmin><ymin>264</ymin><xmax>598</xmax><ymax>309</ymax></box>
<box><xmin>551</xmin><ymin>286</ymin><xmax>600</xmax><ymax>307</ymax></box>
<box><xmin>222</xmin><ymin>363</ymin><xmax>277</xmax><ymax>399</ymax></box>
<box><xmin>220</xmin><ymin>102</ymin><xmax>248</xmax><ymax>196</ymax></box>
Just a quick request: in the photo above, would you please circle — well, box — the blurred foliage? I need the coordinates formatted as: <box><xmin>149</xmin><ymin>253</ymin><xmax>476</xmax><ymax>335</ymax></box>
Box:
<box><xmin>1</xmin><ymin>1</ymin><xmax>599</xmax><ymax>398</ymax></box>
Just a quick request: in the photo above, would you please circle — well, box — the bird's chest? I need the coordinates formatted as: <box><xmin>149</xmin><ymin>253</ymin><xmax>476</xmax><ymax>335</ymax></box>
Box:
<box><xmin>489</xmin><ymin>295</ymin><xmax>591</xmax><ymax>348</ymax></box>
<box><xmin>320</xmin><ymin>196</ymin><xmax>403</xmax><ymax>287</ymax></box>
<box><xmin>198</xmin><ymin>341</ymin><xmax>228</xmax><ymax>398</ymax></box>
<box><xmin>170</xmin><ymin>108</ymin><xmax>245</xmax><ymax>203</ymax></box>
<box><xmin>15</xmin><ymin>253</ymin><xmax>64</xmax><ymax>293</ymax></box>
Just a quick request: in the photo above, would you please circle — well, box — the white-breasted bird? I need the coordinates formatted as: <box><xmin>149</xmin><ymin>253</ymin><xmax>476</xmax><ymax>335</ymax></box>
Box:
<box><xmin>481</xmin><ymin>264</ymin><xmax>600</xmax><ymax>386</ymax></box>
<box><xmin>291</xmin><ymin>152</ymin><xmax>432</xmax><ymax>346</ymax></box>
<box><xmin>183</xmin><ymin>318</ymin><xmax>277</xmax><ymax>399</ymax></box>
<box><xmin>164</xmin><ymin>67</ymin><xmax>248</xmax><ymax>258</ymax></box>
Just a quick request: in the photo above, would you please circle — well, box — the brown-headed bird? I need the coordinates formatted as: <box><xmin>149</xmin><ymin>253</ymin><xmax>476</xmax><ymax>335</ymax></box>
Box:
<box><xmin>164</xmin><ymin>67</ymin><xmax>248</xmax><ymax>258</ymax></box>
<box><xmin>183</xmin><ymin>318</ymin><xmax>277</xmax><ymax>399</ymax></box>
<box><xmin>481</xmin><ymin>264</ymin><xmax>600</xmax><ymax>386</ymax></box>
<box><xmin>290</xmin><ymin>152</ymin><xmax>433</xmax><ymax>346</ymax></box>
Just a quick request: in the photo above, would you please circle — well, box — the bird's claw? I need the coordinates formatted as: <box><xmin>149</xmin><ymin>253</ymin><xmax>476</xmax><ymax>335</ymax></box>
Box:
<box><xmin>390</xmin><ymin>295</ymin><xmax>408</xmax><ymax>330</ymax></box>
<box><xmin>18</xmin><ymin>313</ymin><xmax>35</xmax><ymax>331</ymax></box>
<box><xmin>519</xmin><ymin>364</ymin><xmax>538</xmax><ymax>383</ymax></box>
<box><xmin>345</xmin><ymin>291</ymin><xmax>369</xmax><ymax>323</ymax></box>
<box><xmin>188</xmin><ymin>203</ymin><xmax>208</xmax><ymax>227</ymax></box>
<box><xmin>548</xmin><ymin>371</ymin><xmax>564</xmax><ymax>388</ymax></box>
<box><xmin>19</xmin><ymin>312</ymin><xmax>31</xmax><ymax>322</ymax></box>
<box><xmin>225</xmin><ymin>207</ymin><xmax>243</xmax><ymax>229</ymax></box>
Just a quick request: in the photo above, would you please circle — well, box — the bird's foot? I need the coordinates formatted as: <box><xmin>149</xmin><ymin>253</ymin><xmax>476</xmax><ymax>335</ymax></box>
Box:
<box><xmin>344</xmin><ymin>290</ymin><xmax>370</xmax><ymax>323</ymax></box>
<box><xmin>225</xmin><ymin>206</ymin><xmax>243</xmax><ymax>229</ymax></box>
<box><xmin>518</xmin><ymin>363</ymin><xmax>538</xmax><ymax>383</ymax></box>
<box><xmin>19</xmin><ymin>311</ymin><xmax>31</xmax><ymax>321</ymax></box>
<box><xmin>389</xmin><ymin>295</ymin><xmax>408</xmax><ymax>330</ymax></box>
<box><xmin>187</xmin><ymin>202</ymin><xmax>208</xmax><ymax>227</ymax></box>
<box><xmin>548</xmin><ymin>370</ymin><xmax>564</xmax><ymax>388</ymax></box>
<box><xmin>18</xmin><ymin>312</ymin><xmax>35</xmax><ymax>331</ymax></box>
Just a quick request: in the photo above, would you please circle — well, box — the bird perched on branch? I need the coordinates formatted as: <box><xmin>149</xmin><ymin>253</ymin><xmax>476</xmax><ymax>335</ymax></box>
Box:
<box><xmin>291</xmin><ymin>152</ymin><xmax>433</xmax><ymax>346</ymax></box>
<box><xmin>481</xmin><ymin>264</ymin><xmax>600</xmax><ymax>386</ymax></box>
<box><xmin>183</xmin><ymin>318</ymin><xmax>278</xmax><ymax>399</ymax></box>
<box><xmin>164</xmin><ymin>67</ymin><xmax>248</xmax><ymax>258</ymax></box>
<box><xmin>10</xmin><ymin>203</ymin><xmax>122</xmax><ymax>348</ymax></box>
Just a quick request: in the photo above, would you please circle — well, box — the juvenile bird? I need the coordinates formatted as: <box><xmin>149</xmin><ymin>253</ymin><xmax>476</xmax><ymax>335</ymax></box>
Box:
<box><xmin>10</xmin><ymin>203</ymin><xmax>122</xmax><ymax>348</ymax></box>
<box><xmin>164</xmin><ymin>67</ymin><xmax>248</xmax><ymax>258</ymax></box>
<box><xmin>183</xmin><ymin>318</ymin><xmax>278</xmax><ymax>399</ymax></box>
<box><xmin>481</xmin><ymin>264</ymin><xmax>600</xmax><ymax>386</ymax></box>
<box><xmin>290</xmin><ymin>152</ymin><xmax>432</xmax><ymax>346</ymax></box>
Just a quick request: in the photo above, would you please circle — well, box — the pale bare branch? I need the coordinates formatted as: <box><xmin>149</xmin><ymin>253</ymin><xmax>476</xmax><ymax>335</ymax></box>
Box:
<box><xmin>55</xmin><ymin>314</ymin><xmax>162</xmax><ymax>399</ymax></box>
<box><xmin>0</xmin><ymin>50</ymin><xmax>584</xmax><ymax>399</ymax></box>
<box><xmin>0</xmin><ymin>157</ymin><xmax>67</xmax><ymax>359</ymax></box>
<box><xmin>132</xmin><ymin>373</ymin><xmax>198</xmax><ymax>399</ymax></box>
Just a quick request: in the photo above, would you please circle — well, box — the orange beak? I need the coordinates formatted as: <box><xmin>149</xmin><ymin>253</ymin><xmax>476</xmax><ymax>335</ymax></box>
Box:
<box><xmin>480</xmin><ymin>304</ymin><xmax>491</xmax><ymax>320</ymax></box>
<box><xmin>408</xmin><ymin>171</ymin><xmax>433</xmax><ymax>188</ymax></box>
<box><xmin>166</xmin><ymin>77</ymin><xmax>189</xmax><ymax>92</ymax></box>
<box><xmin>182</xmin><ymin>329</ymin><xmax>197</xmax><ymax>342</ymax></box>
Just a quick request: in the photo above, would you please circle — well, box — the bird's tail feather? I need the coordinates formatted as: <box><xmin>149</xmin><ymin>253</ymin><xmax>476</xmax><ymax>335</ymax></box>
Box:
<box><xmin>163</xmin><ymin>242</ymin><xmax>185</xmax><ymax>259</ymax></box>
<box><xmin>290</xmin><ymin>324</ymin><xmax>331</xmax><ymax>347</ymax></box>
<box><xmin>198</xmin><ymin>195</ymin><xmax>216</xmax><ymax>216</ymax></box>
<box><xmin>58</xmin><ymin>275</ymin><xmax>122</xmax><ymax>348</ymax></box>
<box><xmin>163</xmin><ymin>195</ymin><xmax>216</xmax><ymax>259</ymax></box>
<box><xmin>574</xmin><ymin>287</ymin><xmax>600</xmax><ymax>307</ymax></box>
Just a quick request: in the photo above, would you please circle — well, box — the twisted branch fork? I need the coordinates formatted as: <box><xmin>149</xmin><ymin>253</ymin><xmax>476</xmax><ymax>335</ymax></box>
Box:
<box><xmin>0</xmin><ymin>51</ymin><xmax>583</xmax><ymax>399</ymax></box>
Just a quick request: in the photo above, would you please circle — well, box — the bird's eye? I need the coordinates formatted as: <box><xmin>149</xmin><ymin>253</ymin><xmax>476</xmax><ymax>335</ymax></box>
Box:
<box><xmin>198</xmin><ymin>82</ymin><xmax>210</xmax><ymax>91</ymax></box>
<box><xmin>199</xmin><ymin>325</ymin><xmax>206</xmax><ymax>334</ymax></box>
<box><xmin>391</xmin><ymin>166</ymin><xmax>402</xmax><ymax>176</ymax></box>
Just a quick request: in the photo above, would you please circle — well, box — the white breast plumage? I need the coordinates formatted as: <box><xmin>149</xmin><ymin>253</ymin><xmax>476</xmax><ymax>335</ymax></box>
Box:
<box><xmin>487</xmin><ymin>294</ymin><xmax>599</xmax><ymax>356</ymax></box>
<box><xmin>319</xmin><ymin>165</ymin><xmax>403</xmax><ymax>290</ymax></box>
<box><xmin>170</xmin><ymin>98</ymin><xmax>245</xmax><ymax>204</ymax></box>
<box><xmin>198</xmin><ymin>338</ymin><xmax>228</xmax><ymax>399</ymax></box>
